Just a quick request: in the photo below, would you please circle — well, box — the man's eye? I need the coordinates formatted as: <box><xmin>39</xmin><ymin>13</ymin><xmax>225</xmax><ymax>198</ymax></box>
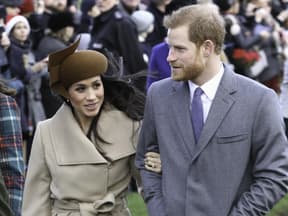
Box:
<box><xmin>176</xmin><ymin>47</ymin><xmax>185</xmax><ymax>52</ymax></box>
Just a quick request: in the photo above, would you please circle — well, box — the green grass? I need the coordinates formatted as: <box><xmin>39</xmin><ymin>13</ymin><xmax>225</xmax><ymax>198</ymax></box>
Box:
<box><xmin>127</xmin><ymin>192</ymin><xmax>148</xmax><ymax>216</ymax></box>
<box><xmin>266</xmin><ymin>193</ymin><xmax>288</xmax><ymax>216</ymax></box>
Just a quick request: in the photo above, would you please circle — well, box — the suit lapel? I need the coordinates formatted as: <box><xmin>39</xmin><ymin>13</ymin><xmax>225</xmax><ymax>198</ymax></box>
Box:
<box><xmin>171</xmin><ymin>81</ymin><xmax>196</xmax><ymax>157</ymax></box>
<box><xmin>192</xmin><ymin>67</ymin><xmax>237</xmax><ymax>162</ymax></box>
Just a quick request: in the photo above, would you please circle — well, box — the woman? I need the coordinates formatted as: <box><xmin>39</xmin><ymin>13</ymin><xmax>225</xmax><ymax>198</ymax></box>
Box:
<box><xmin>22</xmin><ymin>38</ymin><xmax>145</xmax><ymax>215</ymax></box>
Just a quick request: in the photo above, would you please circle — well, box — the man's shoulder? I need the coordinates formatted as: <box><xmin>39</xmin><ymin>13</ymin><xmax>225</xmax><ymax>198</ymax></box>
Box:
<box><xmin>150</xmin><ymin>77</ymin><xmax>174</xmax><ymax>89</ymax></box>
<box><xmin>233</xmin><ymin>72</ymin><xmax>272</xmax><ymax>94</ymax></box>
<box><xmin>147</xmin><ymin>78</ymin><xmax>183</xmax><ymax>98</ymax></box>
<box><xmin>224</xmin><ymin>67</ymin><xmax>271</xmax><ymax>95</ymax></box>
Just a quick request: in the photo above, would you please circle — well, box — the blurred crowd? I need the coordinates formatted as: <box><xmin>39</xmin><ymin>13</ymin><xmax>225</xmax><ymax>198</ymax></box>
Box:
<box><xmin>0</xmin><ymin>0</ymin><xmax>288</xmax><ymax>164</ymax></box>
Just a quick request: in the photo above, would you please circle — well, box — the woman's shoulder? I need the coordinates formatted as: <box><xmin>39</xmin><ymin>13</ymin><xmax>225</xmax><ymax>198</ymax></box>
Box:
<box><xmin>102</xmin><ymin>104</ymin><xmax>132</xmax><ymax>121</ymax></box>
<box><xmin>103</xmin><ymin>103</ymin><xmax>140</xmax><ymax>121</ymax></box>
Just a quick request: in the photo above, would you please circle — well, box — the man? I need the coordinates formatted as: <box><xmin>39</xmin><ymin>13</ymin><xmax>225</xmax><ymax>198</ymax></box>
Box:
<box><xmin>135</xmin><ymin>3</ymin><xmax>288</xmax><ymax>216</ymax></box>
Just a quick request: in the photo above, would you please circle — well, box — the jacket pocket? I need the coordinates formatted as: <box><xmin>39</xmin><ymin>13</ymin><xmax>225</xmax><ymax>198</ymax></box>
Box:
<box><xmin>217</xmin><ymin>134</ymin><xmax>248</xmax><ymax>144</ymax></box>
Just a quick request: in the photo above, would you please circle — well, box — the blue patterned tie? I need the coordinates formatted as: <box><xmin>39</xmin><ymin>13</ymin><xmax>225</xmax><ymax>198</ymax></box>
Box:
<box><xmin>191</xmin><ymin>87</ymin><xmax>204</xmax><ymax>143</ymax></box>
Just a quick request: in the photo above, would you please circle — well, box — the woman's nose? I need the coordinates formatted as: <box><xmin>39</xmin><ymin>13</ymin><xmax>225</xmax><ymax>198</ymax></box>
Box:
<box><xmin>86</xmin><ymin>89</ymin><xmax>97</xmax><ymax>100</ymax></box>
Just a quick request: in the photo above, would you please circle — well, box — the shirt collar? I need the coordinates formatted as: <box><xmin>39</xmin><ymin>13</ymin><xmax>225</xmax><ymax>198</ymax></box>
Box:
<box><xmin>188</xmin><ymin>63</ymin><xmax>224</xmax><ymax>100</ymax></box>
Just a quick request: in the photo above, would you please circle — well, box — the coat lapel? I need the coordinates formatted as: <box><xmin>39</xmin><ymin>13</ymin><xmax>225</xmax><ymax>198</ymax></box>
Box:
<box><xmin>192</xmin><ymin>67</ymin><xmax>237</xmax><ymax>162</ymax></box>
<box><xmin>171</xmin><ymin>81</ymin><xmax>196</xmax><ymax>157</ymax></box>
<box><xmin>49</xmin><ymin>104</ymin><xmax>138</xmax><ymax>165</ymax></box>
<box><xmin>49</xmin><ymin>104</ymin><xmax>107</xmax><ymax>165</ymax></box>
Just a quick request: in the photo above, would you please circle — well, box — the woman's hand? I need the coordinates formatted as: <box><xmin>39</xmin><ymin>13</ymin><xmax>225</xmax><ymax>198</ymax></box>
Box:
<box><xmin>144</xmin><ymin>152</ymin><xmax>162</xmax><ymax>173</ymax></box>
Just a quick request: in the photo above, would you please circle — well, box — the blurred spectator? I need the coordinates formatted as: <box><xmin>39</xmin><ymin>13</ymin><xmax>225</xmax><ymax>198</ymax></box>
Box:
<box><xmin>28</xmin><ymin>0</ymin><xmax>69</xmax><ymax>50</ymax></box>
<box><xmin>0</xmin><ymin>80</ymin><xmax>25</xmax><ymax>216</ymax></box>
<box><xmin>146</xmin><ymin>40</ymin><xmax>170</xmax><ymax>90</ymax></box>
<box><xmin>131</xmin><ymin>10</ymin><xmax>154</xmax><ymax>63</ymax></box>
<box><xmin>145</xmin><ymin>0</ymin><xmax>172</xmax><ymax>47</ymax></box>
<box><xmin>19</xmin><ymin>0</ymin><xmax>34</xmax><ymax>16</ymax></box>
<box><xmin>36</xmin><ymin>11</ymin><xmax>76</xmax><ymax>118</ymax></box>
<box><xmin>215</xmin><ymin>0</ymin><xmax>270</xmax><ymax>77</ymax></box>
<box><xmin>5</xmin><ymin>15</ymin><xmax>47</xmax><ymax>161</ymax></box>
<box><xmin>165</xmin><ymin>0</ymin><xmax>197</xmax><ymax>14</ymax></box>
<box><xmin>118</xmin><ymin>0</ymin><xmax>147</xmax><ymax>16</ymax></box>
<box><xmin>45</xmin><ymin>0</ymin><xmax>68</xmax><ymax>12</ymax></box>
<box><xmin>78</xmin><ymin>0</ymin><xmax>98</xmax><ymax>33</ymax></box>
<box><xmin>0</xmin><ymin>4</ymin><xmax>9</xmax><ymax>74</ymax></box>
<box><xmin>89</xmin><ymin>0</ymin><xmax>147</xmax><ymax>76</ymax></box>
<box><xmin>2</xmin><ymin>0</ymin><xmax>22</xmax><ymax>22</ymax></box>
<box><xmin>243</xmin><ymin>0</ymin><xmax>284</xmax><ymax>93</ymax></box>
<box><xmin>131</xmin><ymin>9</ymin><xmax>155</xmax><ymax>92</ymax></box>
<box><xmin>0</xmin><ymin>11</ymin><xmax>25</xmax><ymax>216</ymax></box>
<box><xmin>141</xmin><ymin>0</ymin><xmax>151</xmax><ymax>5</ymax></box>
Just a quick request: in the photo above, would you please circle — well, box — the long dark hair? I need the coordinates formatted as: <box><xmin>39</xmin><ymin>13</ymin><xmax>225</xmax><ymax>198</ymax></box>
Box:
<box><xmin>102</xmin><ymin>75</ymin><xmax>146</xmax><ymax>120</ymax></box>
<box><xmin>65</xmin><ymin>76</ymin><xmax>146</xmax><ymax>158</ymax></box>
<box><xmin>79</xmin><ymin>75</ymin><xmax>145</xmax><ymax>160</ymax></box>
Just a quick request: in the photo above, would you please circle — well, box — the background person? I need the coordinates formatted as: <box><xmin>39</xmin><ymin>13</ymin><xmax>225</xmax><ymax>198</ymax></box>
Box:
<box><xmin>0</xmin><ymin>80</ymin><xmax>25</xmax><ymax>216</ymax></box>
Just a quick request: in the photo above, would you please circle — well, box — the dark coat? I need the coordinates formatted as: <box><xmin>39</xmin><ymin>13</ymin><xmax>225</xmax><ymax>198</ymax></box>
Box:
<box><xmin>35</xmin><ymin>35</ymin><xmax>66</xmax><ymax>118</ymax></box>
<box><xmin>89</xmin><ymin>5</ymin><xmax>147</xmax><ymax>75</ymax></box>
<box><xmin>145</xmin><ymin>3</ymin><xmax>167</xmax><ymax>47</ymax></box>
<box><xmin>7</xmin><ymin>38</ymin><xmax>32</xmax><ymax>134</ymax></box>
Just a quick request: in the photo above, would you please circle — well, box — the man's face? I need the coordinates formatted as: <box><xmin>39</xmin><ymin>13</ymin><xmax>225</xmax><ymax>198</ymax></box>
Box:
<box><xmin>167</xmin><ymin>25</ymin><xmax>205</xmax><ymax>81</ymax></box>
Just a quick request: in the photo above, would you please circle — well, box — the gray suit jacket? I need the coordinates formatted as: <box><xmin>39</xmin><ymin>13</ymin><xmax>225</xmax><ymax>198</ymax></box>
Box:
<box><xmin>135</xmin><ymin>65</ymin><xmax>288</xmax><ymax>216</ymax></box>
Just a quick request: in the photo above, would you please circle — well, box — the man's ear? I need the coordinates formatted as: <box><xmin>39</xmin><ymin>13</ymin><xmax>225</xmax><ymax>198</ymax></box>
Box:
<box><xmin>202</xmin><ymin>40</ymin><xmax>214</xmax><ymax>57</ymax></box>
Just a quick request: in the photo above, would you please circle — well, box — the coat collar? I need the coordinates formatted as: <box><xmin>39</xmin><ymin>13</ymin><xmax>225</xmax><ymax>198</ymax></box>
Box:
<box><xmin>49</xmin><ymin>104</ymin><xmax>138</xmax><ymax>165</ymax></box>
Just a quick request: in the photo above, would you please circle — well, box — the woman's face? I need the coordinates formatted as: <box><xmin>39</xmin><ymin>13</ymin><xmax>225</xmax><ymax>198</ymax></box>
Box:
<box><xmin>12</xmin><ymin>21</ymin><xmax>29</xmax><ymax>42</ymax></box>
<box><xmin>68</xmin><ymin>76</ymin><xmax>104</xmax><ymax>122</ymax></box>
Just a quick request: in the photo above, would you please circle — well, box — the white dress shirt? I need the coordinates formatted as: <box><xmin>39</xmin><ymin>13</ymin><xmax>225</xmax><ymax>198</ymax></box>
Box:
<box><xmin>188</xmin><ymin>63</ymin><xmax>224</xmax><ymax>122</ymax></box>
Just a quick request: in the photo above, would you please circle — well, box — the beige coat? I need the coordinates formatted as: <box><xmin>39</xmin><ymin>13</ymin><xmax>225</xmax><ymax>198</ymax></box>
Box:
<box><xmin>22</xmin><ymin>104</ymin><xmax>141</xmax><ymax>216</ymax></box>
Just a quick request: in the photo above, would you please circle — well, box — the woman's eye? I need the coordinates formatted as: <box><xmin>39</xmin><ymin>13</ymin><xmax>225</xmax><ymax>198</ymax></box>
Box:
<box><xmin>75</xmin><ymin>86</ymin><xmax>86</xmax><ymax>92</ymax></box>
<box><xmin>93</xmin><ymin>83</ymin><xmax>101</xmax><ymax>89</ymax></box>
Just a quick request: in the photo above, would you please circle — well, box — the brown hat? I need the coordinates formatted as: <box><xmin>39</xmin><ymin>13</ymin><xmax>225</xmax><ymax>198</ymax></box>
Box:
<box><xmin>48</xmin><ymin>38</ymin><xmax>108</xmax><ymax>98</ymax></box>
